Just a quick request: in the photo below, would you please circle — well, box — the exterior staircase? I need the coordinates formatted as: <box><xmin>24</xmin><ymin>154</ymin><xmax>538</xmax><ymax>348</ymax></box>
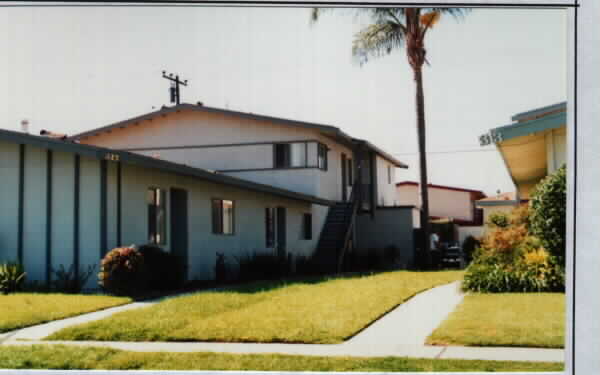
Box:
<box><xmin>311</xmin><ymin>184</ymin><xmax>360</xmax><ymax>274</ymax></box>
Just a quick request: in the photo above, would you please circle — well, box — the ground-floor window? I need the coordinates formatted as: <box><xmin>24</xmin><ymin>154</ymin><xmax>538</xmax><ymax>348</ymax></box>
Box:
<box><xmin>212</xmin><ymin>199</ymin><xmax>235</xmax><ymax>235</ymax></box>
<box><xmin>303</xmin><ymin>213</ymin><xmax>312</xmax><ymax>240</ymax></box>
<box><xmin>148</xmin><ymin>187</ymin><xmax>167</xmax><ymax>245</ymax></box>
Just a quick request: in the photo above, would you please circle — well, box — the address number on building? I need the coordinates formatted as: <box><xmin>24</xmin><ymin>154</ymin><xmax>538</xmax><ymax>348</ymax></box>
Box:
<box><xmin>104</xmin><ymin>153</ymin><xmax>120</xmax><ymax>162</ymax></box>
<box><xmin>479</xmin><ymin>131</ymin><xmax>503</xmax><ymax>146</ymax></box>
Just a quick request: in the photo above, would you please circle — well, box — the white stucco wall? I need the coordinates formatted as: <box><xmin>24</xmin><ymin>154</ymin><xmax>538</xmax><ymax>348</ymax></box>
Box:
<box><xmin>22</xmin><ymin>146</ymin><xmax>48</xmax><ymax>283</ymax></box>
<box><xmin>120</xmin><ymin>164</ymin><xmax>319</xmax><ymax>280</ymax></box>
<box><xmin>375</xmin><ymin>155</ymin><xmax>397</xmax><ymax>206</ymax></box>
<box><xmin>396</xmin><ymin>184</ymin><xmax>475</xmax><ymax>221</ymax></box>
<box><xmin>0</xmin><ymin>140</ymin><xmax>20</xmax><ymax>263</ymax></box>
<box><xmin>355</xmin><ymin>208</ymin><xmax>416</xmax><ymax>268</ymax></box>
<box><xmin>0</xmin><ymin>138</ymin><xmax>325</xmax><ymax>288</ymax></box>
<box><xmin>50</xmin><ymin>151</ymin><xmax>75</xmax><ymax>280</ymax></box>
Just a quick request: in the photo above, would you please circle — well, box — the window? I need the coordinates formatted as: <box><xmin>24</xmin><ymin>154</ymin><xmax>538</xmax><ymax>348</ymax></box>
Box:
<box><xmin>303</xmin><ymin>213</ymin><xmax>312</xmax><ymax>240</ymax></box>
<box><xmin>318</xmin><ymin>144</ymin><xmax>328</xmax><ymax>170</ymax></box>
<box><xmin>148</xmin><ymin>188</ymin><xmax>166</xmax><ymax>244</ymax></box>
<box><xmin>265</xmin><ymin>207</ymin><xmax>275</xmax><ymax>247</ymax></box>
<box><xmin>290</xmin><ymin>143</ymin><xmax>306</xmax><ymax>167</ymax></box>
<box><xmin>274</xmin><ymin>144</ymin><xmax>290</xmax><ymax>168</ymax></box>
<box><xmin>388</xmin><ymin>166</ymin><xmax>392</xmax><ymax>184</ymax></box>
<box><xmin>212</xmin><ymin>199</ymin><xmax>234</xmax><ymax>235</ymax></box>
<box><xmin>274</xmin><ymin>142</ymin><xmax>308</xmax><ymax>168</ymax></box>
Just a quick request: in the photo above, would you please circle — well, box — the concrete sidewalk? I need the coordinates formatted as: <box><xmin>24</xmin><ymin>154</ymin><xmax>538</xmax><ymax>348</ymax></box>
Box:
<box><xmin>1</xmin><ymin>281</ymin><xmax>565</xmax><ymax>362</ymax></box>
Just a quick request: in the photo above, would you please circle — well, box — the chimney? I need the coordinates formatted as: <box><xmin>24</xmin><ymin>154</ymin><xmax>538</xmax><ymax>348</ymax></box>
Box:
<box><xmin>21</xmin><ymin>119</ymin><xmax>29</xmax><ymax>134</ymax></box>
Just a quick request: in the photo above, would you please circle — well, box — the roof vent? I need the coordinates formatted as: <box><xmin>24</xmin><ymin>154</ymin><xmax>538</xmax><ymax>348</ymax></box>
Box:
<box><xmin>40</xmin><ymin>129</ymin><xmax>68</xmax><ymax>140</ymax></box>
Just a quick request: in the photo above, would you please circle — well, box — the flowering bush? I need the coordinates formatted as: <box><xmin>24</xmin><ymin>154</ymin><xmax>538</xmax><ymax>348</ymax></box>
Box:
<box><xmin>98</xmin><ymin>246</ymin><xmax>145</xmax><ymax>296</ymax></box>
<box><xmin>463</xmin><ymin>205</ymin><xmax>564</xmax><ymax>293</ymax></box>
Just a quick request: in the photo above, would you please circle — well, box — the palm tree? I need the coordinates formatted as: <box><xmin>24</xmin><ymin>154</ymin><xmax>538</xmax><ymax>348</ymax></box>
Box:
<box><xmin>311</xmin><ymin>8</ymin><xmax>468</xmax><ymax>265</ymax></box>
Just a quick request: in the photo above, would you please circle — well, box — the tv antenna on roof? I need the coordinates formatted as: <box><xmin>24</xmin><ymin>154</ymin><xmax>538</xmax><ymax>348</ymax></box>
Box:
<box><xmin>162</xmin><ymin>71</ymin><xmax>188</xmax><ymax>105</ymax></box>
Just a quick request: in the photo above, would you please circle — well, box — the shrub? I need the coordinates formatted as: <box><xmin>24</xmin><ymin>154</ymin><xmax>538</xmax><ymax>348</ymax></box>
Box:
<box><xmin>462</xmin><ymin>205</ymin><xmax>565</xmax><ymax>293</ymax></box>
<box><xmin>384</xmin><ymin>245</ymin><xmax>400</xmax><ymax>267</ymax></box>
<box><xmin>486</xmin><ymin>211</ymin><xmax>510</xmax><ymax>228</ymax></box>
<box><xmin>235</xmin><ymin>251</ymin><xmax>291</xmax><ymax>282</ymax></box>
<box><xmin>52</xmin><ymin>264</ymin><xmax>95</xmax><ymax>293</ymax></box>
<box><xmin>530</xmin><ymin>165</ymin><xmax>567</xmax><ymax>266</ymax></box>
<box><xmin>137</xmin><ymin>244</ymin><xmax>185</xmax><ymax>291</ymax></box>
<box><xmin>214</xmin><ymin>252</ymin><xmax>227</xmax><ymax>282</ymax></box>
<box><xmin>98</xmin><ymin>246</ymin><xmax>145</xmax><ymax>296</ymax></box>
<box><xmin>0</xmin><ymin>262</ymin><xmax>26</xmax><ymax>294</ymax></box>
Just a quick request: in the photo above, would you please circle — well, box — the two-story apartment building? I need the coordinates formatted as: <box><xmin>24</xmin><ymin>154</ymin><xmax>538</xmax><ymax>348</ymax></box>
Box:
<box><xmin>0</xmin><ymin>102</ymin><xmax>418</xmax><ymax>287</ymax></box>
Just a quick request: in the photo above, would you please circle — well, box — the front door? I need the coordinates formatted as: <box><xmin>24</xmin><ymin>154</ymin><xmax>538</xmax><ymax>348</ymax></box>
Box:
<box><xmin>170</xmin><ymin>188</ymin><xmax>189</xmax><ymax>281</ymax></box>
<box><xmin>276</xmin><ymin>207</ymin><xmax>287</xmax><ymax>257</ymax></box>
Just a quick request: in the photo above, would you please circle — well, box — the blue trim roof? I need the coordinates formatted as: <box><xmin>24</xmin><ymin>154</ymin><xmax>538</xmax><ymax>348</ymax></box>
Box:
<box><xmin>510</xmin><ymin>101</ymin><xmax>566</xmax><ymax>122</ymax></box>
<box><xmin>493</xmin><ymin>111</ymin><xmax>566</xmax><ymax>143</ymax></box>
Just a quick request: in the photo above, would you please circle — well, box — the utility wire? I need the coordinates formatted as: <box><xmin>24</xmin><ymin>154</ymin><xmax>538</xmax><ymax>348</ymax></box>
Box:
<box><xmin>392</xmin><ymin>138</ymin><xmax>544</xmax><ymax>156</ymax></box>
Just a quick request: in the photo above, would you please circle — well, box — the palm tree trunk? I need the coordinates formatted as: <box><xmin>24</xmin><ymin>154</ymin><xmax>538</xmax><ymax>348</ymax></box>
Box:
<box><xmin>413</xmin><ymin>66</ymin><xmax>431</xmax><ymax>266</ymax></box>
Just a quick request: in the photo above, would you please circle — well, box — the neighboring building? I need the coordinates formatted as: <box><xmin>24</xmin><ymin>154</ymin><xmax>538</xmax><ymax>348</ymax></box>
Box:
<box><xmin>395</xmin><ymin>181</ymin><xmax>485</xmax><ymax>225</ymax></box>
<box><xmin>0</xmin><ymin>104</ymin><xmax>419</xmax><ymax>288</ymax></box>
<box><xmin>475</xmin><ymin>191</ymin><xmax>520</xmax><ymax>226</ymax></box>
<box><xmin>479</xmin><ymin>101</ymin><xmax>566</xmax><ymax>200</ymax></box>
<box><xmin>396</xmin><ymin>181</ymin><xmax>486</xmax><ymax>246</ymax></box>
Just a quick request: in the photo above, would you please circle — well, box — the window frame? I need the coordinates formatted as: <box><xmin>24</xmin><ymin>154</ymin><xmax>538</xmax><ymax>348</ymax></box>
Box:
<box><xmin>318</xmin><ymin>143</ymin><xmax>328</xmax><ymax>171</ymax></box>
<box><xmin>212</xmin><ymin>198</ymin><xmax>235</xmax><ymax>235</ymax></box>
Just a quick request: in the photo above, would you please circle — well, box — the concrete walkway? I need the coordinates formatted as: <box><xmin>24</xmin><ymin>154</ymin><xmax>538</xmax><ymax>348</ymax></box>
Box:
<box><xmin>1</xmin><ymin>281</ymin><xmax>565</xmax><ymax>362</ymax></box>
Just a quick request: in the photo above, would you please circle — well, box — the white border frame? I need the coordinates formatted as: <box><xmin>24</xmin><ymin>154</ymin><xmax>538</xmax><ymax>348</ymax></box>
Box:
<box><xmin>0</xmin><ymin>0</ymin><xmax>593</xmax><ymax>374</ymax></box>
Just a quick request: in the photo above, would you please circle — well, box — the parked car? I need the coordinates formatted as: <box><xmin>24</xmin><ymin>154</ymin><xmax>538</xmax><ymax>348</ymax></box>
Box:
<box><xmin>442</xmin><ymin>245</ymin><xmax>464</xmax><ymax>268</ymax></box>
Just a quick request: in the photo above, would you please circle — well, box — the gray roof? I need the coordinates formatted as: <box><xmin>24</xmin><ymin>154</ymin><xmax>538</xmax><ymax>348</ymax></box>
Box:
<box><xmin>69</xmin><ymin>103</ymin><xmax>408</xmax><ymax>168</ymax></box>
<box><xmin>0</xmin><ymin>127</ymin><xmax>333</xmax><ymax>206</ymax></box>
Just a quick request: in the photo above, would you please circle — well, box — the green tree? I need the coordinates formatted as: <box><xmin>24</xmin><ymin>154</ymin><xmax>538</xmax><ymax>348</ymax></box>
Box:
<box><xmin>311</xmin><ymin>8</ymin><xmax>468</xmax><ymax>261</ymax></box>
<box><xmin>530</xmin><ymin>165</ymin><xmax>567</xmax><ymax>266</ymax></box>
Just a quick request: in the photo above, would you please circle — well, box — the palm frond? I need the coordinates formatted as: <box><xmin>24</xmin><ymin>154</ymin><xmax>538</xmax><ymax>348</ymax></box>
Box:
<box><xmin>352</xmin><ymin>22</ymin><xmax>405</xmax><ymax>65</ymax></box>
<box><xmin>421</xmin><ymin>7</ymin><xmax>470</xmax><ymax>20</ymax></box>
<box><xmin>420</xmin><ymin>11</ymin><xmax>441</xmax><ymax>28</ymax></box>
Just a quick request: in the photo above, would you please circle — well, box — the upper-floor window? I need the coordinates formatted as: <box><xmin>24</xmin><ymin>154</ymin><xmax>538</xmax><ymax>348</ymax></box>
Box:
<box><xmin>318</xmin><ymin>143</ymin><xmax>328</xmax><ymax>171</ymax></box>
<box><xmin>212</xmin><ymin>199</ymin><xmax>235</xmax><ymax>235</ymax></box>
<box><xmin>273</xmin><ymin>141</ymin><xmax>327</xmax><ymax>171</ymax></box>
<box><xmin>274</xmin><ymin>143</ymin><xmax>307</xmax><ymax>168</ymax></box>
<box><xmin>388</xmin><ymin>166</ymin><xmax>392</xmax><ymax>184</ymax></box>
<box><xmin>148</xmin><ymin>188</ymin><xmax>166</xmax><ymax>245</ymax></box>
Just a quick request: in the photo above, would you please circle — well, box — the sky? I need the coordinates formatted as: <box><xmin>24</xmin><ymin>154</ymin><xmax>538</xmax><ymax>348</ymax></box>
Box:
<box><xmin>0</xmin><ymin>6</ymin><xmax>567</xmax><ymax>195</ymax></box>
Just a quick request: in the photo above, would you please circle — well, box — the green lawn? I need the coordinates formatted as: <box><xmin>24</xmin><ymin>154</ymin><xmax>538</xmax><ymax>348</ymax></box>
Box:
<box><xmin>0</xmin><ymin>345</ymin><xmax>564</xmax><ymax>372</ymax></box>
<box><xmin>427</xmin><ymin>293</ymin><xmax>565</xmax><ymax>348</ymax></box>
<box><xmin>48</xmin><ymin>270</ymin><xmax>463</xmax><ymax>343</ymax></box>
<box><xmin>0</xmin><ymin>293</ymin><xmax>131</xmax><ymax>333</ymax></box>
